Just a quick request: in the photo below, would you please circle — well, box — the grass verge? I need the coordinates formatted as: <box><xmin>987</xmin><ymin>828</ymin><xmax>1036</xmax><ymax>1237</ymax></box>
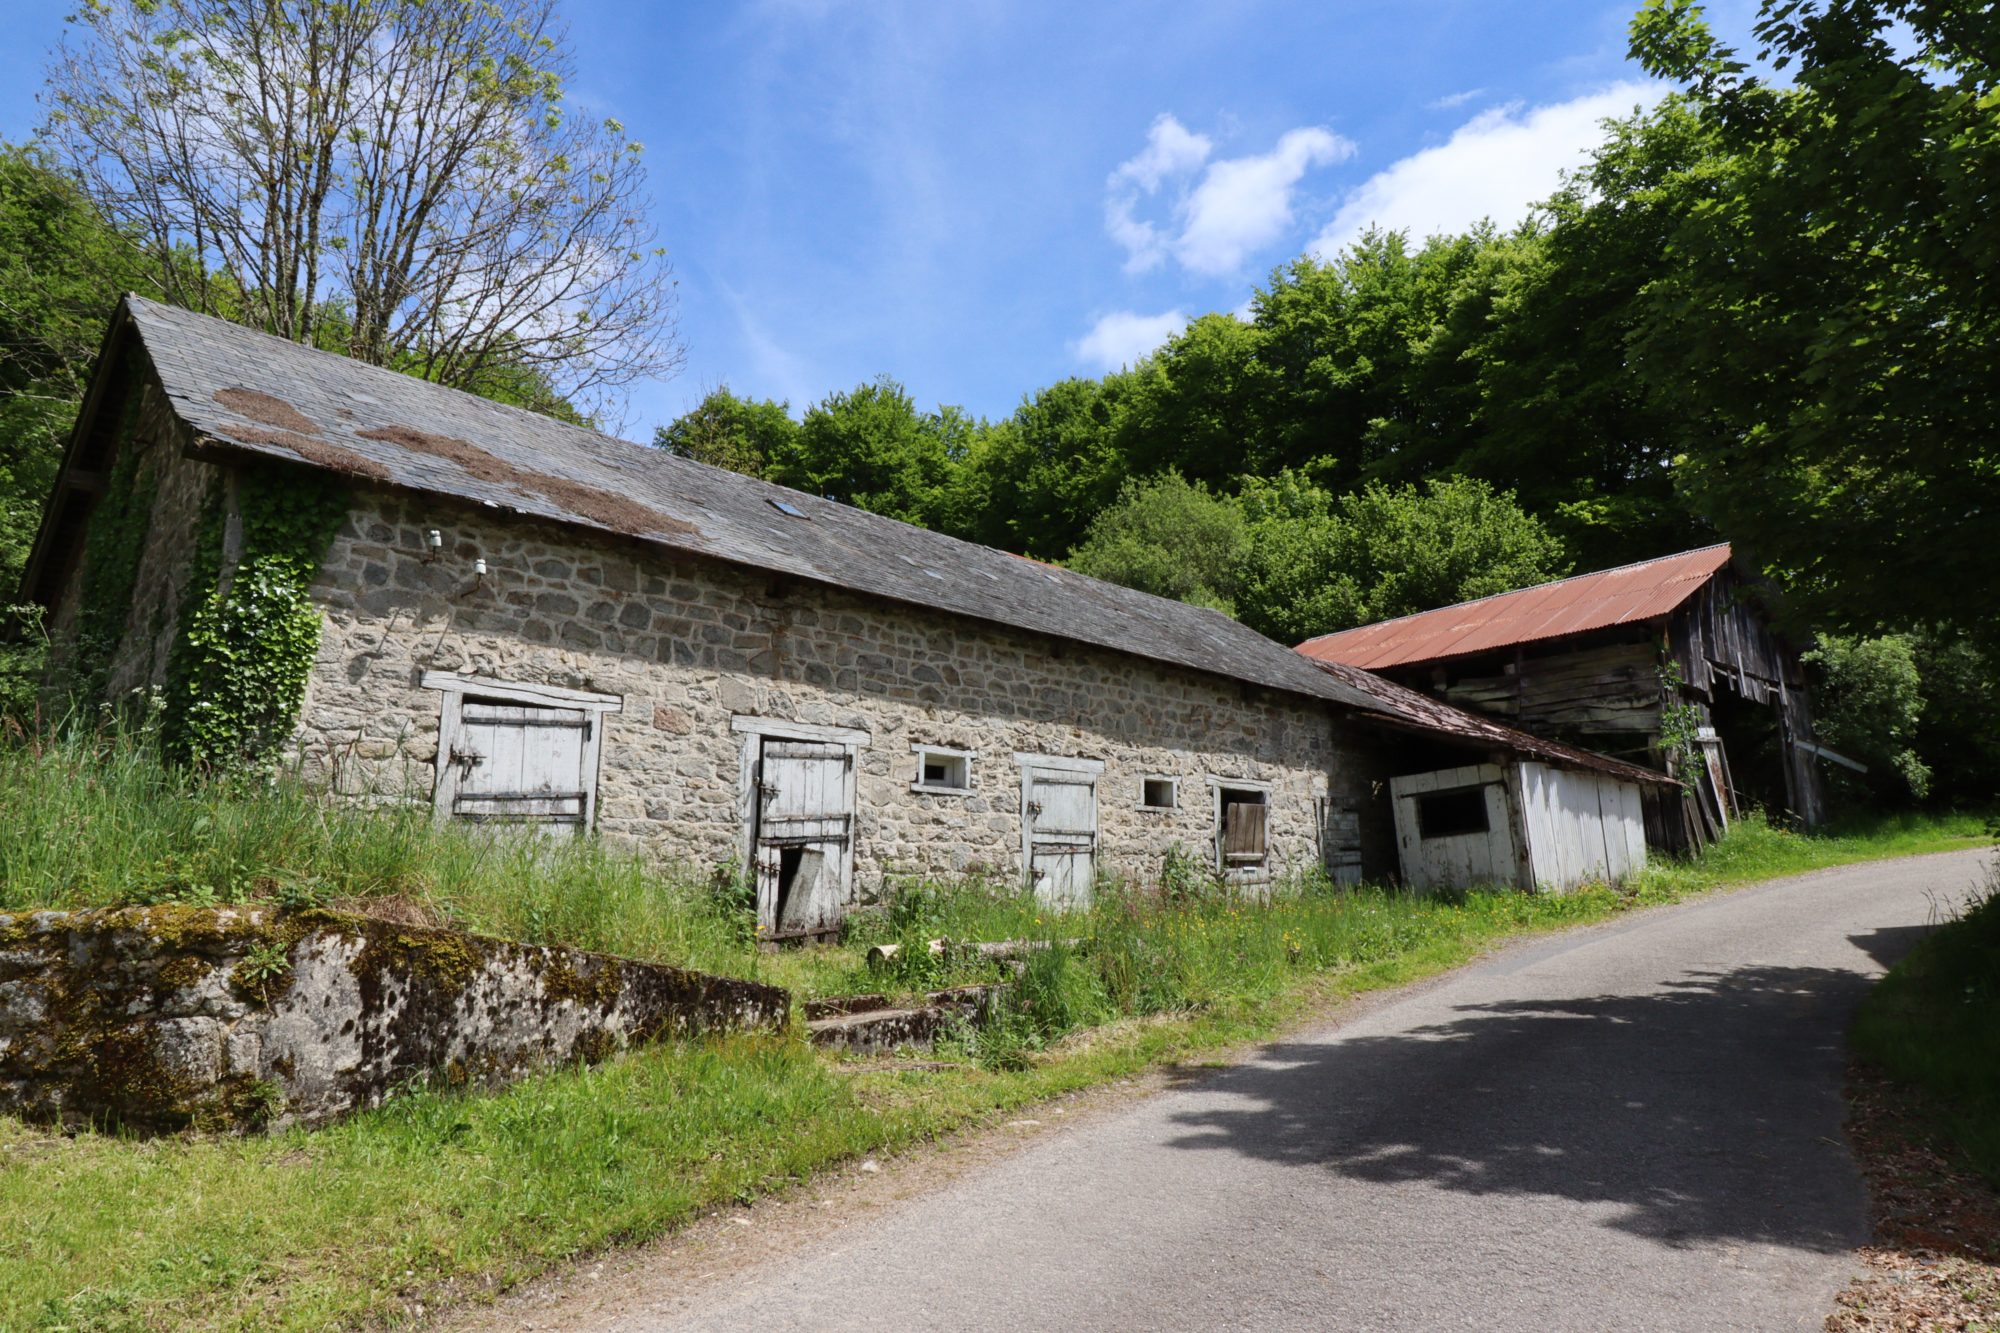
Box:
<box><xmin>1828</xmin><ymin>849</ymin><xmax>2000</xmax><ymax>1332</ymax></box>
<box><xmin>0</xmin><ymin>732</ymin><xmax>1991</xmax><ymax>1329</ymax></box>
<box><xmin>1850</xmin><ymin>857</ymin><xmax>2000</xmax><ymax>1187</ymax></box>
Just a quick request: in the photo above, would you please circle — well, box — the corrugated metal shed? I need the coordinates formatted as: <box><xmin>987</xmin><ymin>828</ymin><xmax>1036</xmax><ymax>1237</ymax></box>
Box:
<box><xmin>89</xmin><ymin>297</ymin><xmax>1417</xmax><ymax>718</ymax></box>
<box><xmin>1295</xmin><ymin>545</ymin><xmax>1734</xmax><ymax>671</ymax></box>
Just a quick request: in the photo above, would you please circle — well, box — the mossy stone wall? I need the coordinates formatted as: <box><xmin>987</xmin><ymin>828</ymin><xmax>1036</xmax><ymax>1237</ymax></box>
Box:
<box><xmin>0</xmin><ymin>906</ymin><xmax>788</xmax><ymax>1133</ymax></box>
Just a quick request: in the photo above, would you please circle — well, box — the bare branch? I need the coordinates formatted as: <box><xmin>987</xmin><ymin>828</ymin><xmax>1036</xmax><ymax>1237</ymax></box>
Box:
<box><xmin>41</xmin><ymin>0</ymin><xmax>681</xmax><ymax>422</ymax></box>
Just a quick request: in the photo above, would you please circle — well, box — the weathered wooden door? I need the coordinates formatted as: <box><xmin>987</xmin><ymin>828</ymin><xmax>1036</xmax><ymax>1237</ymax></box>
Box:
<box><xmin>1024</xmin><ymin>768</ymin><xmax>1098</xmax><ymax>908</ymax></box>
<box><xmin>1389</xmin><ymin>764</ymin><xmax>1519</xmax><ymax>891</ymax></box>
<box><xmin>448</xmin><ymin>701</ymin><xmax>593</xmax><ymax>835</ymax></box>
<box><xmin>754</xmin><ymin>738</ymin><xmax>854</xmax><ymax>939</ymax></box>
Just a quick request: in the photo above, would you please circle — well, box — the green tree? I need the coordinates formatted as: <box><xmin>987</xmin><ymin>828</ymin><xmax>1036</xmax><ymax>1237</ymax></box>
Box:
<box><xmin>956</xmin><ymin>377</ymin><xmax>1131</xmax><ymax>558</ymax></box>
<box><xmin>770</xmin><ymin>377</ymin><xmax>963</xmax><ymax>528</ymax></box>
<box><xmin>1249</xmin><ymin>228</ymin><xmax>1495</xmax><ymax>490</ymax></box>
<box><xmin>654</xmin><ymin>388</ymin><xmax>799</xmax><ymax>480</ymax></box>
<box><xmin>1436</xmin><ymin>125</ymin><xmax>1714</xmax><ymax>570</ymax></box>
<box><xmin>0</xmin><ymin>144</ymin><xmax>150</xmax><ymax>588</ymax></box>
<box><xmin>1805</xmin><ymin>633</ymin><xmax>1931</xmax><ymax>803</ymax></box>
<box><xmin>1626</xmin><ymin>0</ymin><xmax>2000</xmax><ymax>651</ymax></box>
<box><xmin>1064</xmin><ymin>472</ymin><xmax>1249</xmax><ymax>614</ymax></box>
<box><xmin>0</xmin><ymin>142</ymin><xmax>154</xmax><ymax>717</ymax></box>
<box><xmin>1237</xmin><ymin>473</ymin><xmax>1570</xmax><ymax>642</ymax></box>
<box><xmin>1908</xmin><ymin>629</ymin><xmax>2000</xmax><ymax>808</ymax></box>
<box><xmin>1114</xmin><ymin>313</ymin><xmax>1273</xmax><ymax>487</ymax></box>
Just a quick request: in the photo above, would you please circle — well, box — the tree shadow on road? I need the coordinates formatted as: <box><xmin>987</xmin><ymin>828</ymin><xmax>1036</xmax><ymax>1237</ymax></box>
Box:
<box><xmin>1163</xmin><ymin>964</ymin><xmax>1877</xmax><ymax>1254</ymax></box>
<box><xmin>1846</xmin><ymin>924</ymin><xmax>1935</xmax><ymax>970</ymax></box>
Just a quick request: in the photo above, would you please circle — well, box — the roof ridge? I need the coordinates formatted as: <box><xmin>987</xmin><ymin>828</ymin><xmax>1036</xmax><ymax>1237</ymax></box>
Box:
<box><xmin>110</xmin><ymin>294</ymin><xmax>1410</xmax><ymax>723</ymax></box>
<box><xmin>1296</xmin><ymin>541</ymin><xmax>1733</xmax><ymax>649</ymax></box>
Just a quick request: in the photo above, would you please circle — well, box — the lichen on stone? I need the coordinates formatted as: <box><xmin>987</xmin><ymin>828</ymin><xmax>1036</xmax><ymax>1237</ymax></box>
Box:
<box><xmin>538</xmin><ymin>950</ymin><xmax>624</xmax><ymax>1010</ymax></box>
<box><xmin>0</xmin><ymin>905</ymin><xmax>788</xmax><ymax>1136</ymax></box>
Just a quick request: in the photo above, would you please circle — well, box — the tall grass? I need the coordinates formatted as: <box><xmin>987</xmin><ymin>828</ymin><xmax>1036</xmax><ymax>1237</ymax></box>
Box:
<box><xmin>851</xmin><ymin>874</ymin><xmax>1640</xmax><ymax>1065</ymax></box>
<box><xmin>0</xmin><ymin>727</ymin><xmax>752</xmax><ymax>973</ymax></box>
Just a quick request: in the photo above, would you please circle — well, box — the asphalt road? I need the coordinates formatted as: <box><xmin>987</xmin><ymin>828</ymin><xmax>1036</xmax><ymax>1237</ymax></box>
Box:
<box><xmin>571</xmin><ymin>849</ymin><xmax>1991</xmax><ymax>1333</ymax></box>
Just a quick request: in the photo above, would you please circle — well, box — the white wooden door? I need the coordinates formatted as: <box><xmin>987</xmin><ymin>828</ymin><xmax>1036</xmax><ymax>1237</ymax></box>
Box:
<box><xmin>449</xmin><ymin>701</ymin><xmax>592</xmax><ymax>834</ymax></box>
<box><xmin>1389</xmin><ymin>765</ymin><xmax>1519</xmax><ymax>891</ymax></box>
<box><xmin>755</xmin><ymin>739</ymin><xmax>854</xmax><ymax>938</ymax></box>
<box><xmin>1025</xmin><ymin>768</ymin><xmax>1098</xmax><ymax>908</ymax></box>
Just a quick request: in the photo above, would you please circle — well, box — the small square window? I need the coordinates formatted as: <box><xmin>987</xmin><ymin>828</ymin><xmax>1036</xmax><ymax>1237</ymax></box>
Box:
<box><xmin>912</xmin><ymin>746</ymin><xmax>972</xmax><ymax>794</ymax></box>
<box><xmin>1417</xmin><ymin>787</ymin><xmax>1491</xmax><ymax>840</ymax></box>
<box><xmin>1141</xmin><ymin>777</ymin><xmax>1177</xmax><ymax>810</ymax></box>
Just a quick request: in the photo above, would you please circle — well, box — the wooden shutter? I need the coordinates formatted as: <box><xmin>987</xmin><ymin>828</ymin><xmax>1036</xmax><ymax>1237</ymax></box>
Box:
<box><xmin>449</xmin><ymin>700</ymin><xmax>592</xmax><ymax>833</ymax></box>
<box><xmin>1222</xmin><ymin>800</ymin><xmax>1269</xmax><ymax>863</ymax></box>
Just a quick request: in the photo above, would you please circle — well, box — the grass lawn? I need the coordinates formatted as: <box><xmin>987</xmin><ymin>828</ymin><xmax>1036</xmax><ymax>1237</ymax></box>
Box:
<box><xmin>1</xmin><ymin>734</ymin><xmax>1991</xmax><ymax>1329</ymax></box>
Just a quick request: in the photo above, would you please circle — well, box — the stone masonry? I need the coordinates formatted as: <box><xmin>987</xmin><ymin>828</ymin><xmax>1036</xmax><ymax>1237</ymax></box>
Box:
<box><xmin>294</xmin><ymin>485</ymin><xmax>1391</xmax><ymax>894</ymax></box>
<box><xmin>47</xmin><ymin>378</ymin><xmax>215</xmax><ymax>699</ymax></box>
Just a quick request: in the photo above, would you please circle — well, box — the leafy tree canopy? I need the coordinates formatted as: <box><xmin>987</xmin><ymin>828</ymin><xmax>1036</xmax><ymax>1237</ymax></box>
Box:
<box><xmin>1625</xmin><ymin>0</ymin><xmax>2000</xmax><ymax>651</ymax></box>
<box><xmin>653</xmin><ymin>387</ymin><xmax>799</xmax><ymax>480</ymax></box>
<box><xmin>1067</xmin><ymin>469</ymin><xmax>1568</xmax><ymax>643</ymax></box>
<box><xmin>1239</xmin><ymin>474</ymin><xmax>1571</xmax><ymax>642</ymax></box>
<box><xmin>1065</xmin><ymin>472</ymin><xmax>1250</xmax><ymax>615</ymax></box>
<box><xmin>0</xmin><ymin>142</ymin><xmax>151</xmax><ymax>591</ymax></box>
<box><xmin>767</xmin><ymin>377</ymin><xmax>970</xmax><ymax>530</ymax></box>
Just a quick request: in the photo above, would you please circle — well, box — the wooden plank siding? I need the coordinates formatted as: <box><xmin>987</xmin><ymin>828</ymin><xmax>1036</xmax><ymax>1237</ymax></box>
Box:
<box><xmin>1514</xmin><ymin>762</ymin><xmax>1648</xmax><ymax>890</ymax></box>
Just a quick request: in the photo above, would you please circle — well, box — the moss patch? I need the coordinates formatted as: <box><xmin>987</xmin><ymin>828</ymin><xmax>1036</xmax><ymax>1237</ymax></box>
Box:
<box><xmin>539</xmin><ymin>950</ymin><xmax>624</xmax><ymax>1010</ymax></box>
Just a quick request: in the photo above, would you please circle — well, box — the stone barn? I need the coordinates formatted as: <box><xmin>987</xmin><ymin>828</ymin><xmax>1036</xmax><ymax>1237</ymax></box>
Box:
<box><xmin>1296</xmin><ymin>546</ymin><xmax>1829</xmax><ymax>851</ymax></box>
<box><xmin>24</xmin><ymin>298</ymin><xmax>1668</xmax><ymax>922</ymax></box>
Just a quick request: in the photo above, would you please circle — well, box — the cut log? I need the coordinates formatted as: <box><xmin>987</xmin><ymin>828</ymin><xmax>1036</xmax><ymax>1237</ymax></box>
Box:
<box><xmin>865</xmin><ymin>937</ymin><xmax>1085</xmax><ymax>969</ymax></box>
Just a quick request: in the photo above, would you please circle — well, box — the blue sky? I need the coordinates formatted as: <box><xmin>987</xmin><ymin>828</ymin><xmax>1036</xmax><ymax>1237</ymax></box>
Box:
<box><xmin>0</xmin><ymin>1</ymin><xmax>1752</xmax><ymax>435</ymax></box>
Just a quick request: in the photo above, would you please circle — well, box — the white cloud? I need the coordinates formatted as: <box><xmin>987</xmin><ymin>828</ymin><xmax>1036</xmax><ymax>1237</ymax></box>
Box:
<box><xmin>1105</xmin><ymin>116</ymin><xmax>1353</xmax><ymax>277</ymax></box>
<box><xmin>1311</xmin><ymin>81</ymin><xmax>1663</xmax><ymax>259</ymax></box>
<box><xmin>1175</xmin><ymin>127</ymin><xmax>1354</xmax><ymax>276</ymax></box>
<box><xmin>1427</xmin><ymin>88</ymin><xmax>1485</xmax><ymax>110</ymax></box>
<box><xmin>1110</xmin><ymin>113</ymin><xmax>1213</xmax><ymax>193</ymax></box>
<box><xmin>1105</xmin><ymin>114</ymin><xmax>1212</xmax><ymax>274</ymax></box>
<box><xmin>1072</xmin><ymin>309</ymin><xmax>1189</xmax><ymax>371</ymax></box>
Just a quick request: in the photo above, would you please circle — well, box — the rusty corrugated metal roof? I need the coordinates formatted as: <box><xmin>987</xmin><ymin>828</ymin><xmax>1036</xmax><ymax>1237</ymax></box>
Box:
<box><xmin>1296</xmin><ymin>545</ymin><xmax>1734</xmax><ymax>671</ymax></box>
<box><xmin>1309</xmin><ymin>659</ymin><xmax>1678</xmax><ymax>787</ymax></box>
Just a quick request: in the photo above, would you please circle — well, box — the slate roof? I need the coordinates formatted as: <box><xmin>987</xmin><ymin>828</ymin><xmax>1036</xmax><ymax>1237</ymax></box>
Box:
<box><xmin>115</xmin><ymin>296</ymin><xmax>1419</xmax><ymax>718</ymax></box>
<box><xmin>1296</xmin><ymin>545</ymin><xmax>1735</xmax><ymax>671</ymax></box>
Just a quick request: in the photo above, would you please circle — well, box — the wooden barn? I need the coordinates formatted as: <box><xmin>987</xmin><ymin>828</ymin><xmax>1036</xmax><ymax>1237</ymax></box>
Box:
<box><xmin>1296</xmin><ymin>545</ymin><xmax>1828</xmax><ymax>851</ymax></box>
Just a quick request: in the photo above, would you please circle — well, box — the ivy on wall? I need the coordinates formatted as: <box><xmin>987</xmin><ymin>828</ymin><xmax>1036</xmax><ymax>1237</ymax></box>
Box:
<box><xmin>162</xmin><ymin>463</ymin><xmax>349</xmax><ymax>769</ymax></box>
<box><xmin>63</xmin><ymin>387</ymin><xmax>153</xmax><ymax>701</ymax></box>
<box><xmin>1657</xmin><ymin>659</ymin><xmax>1705</xmax><ymax>793</ymax></box>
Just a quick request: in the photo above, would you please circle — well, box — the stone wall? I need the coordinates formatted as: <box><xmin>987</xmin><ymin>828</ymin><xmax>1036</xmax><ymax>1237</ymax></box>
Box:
<box><xmin>297</xmin><ymin>487</ymin><xmax>1390</xmax><ymax>893</ymax></box>
<box><xmin>48</xmin><ymin>375</ymin><xmax>219</xmax><ymax>697</ymax></box>
<box><xmin>0</xmin><ymin>906</ymin><xmax>788</xmax><ymax>1133</ymax></box>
